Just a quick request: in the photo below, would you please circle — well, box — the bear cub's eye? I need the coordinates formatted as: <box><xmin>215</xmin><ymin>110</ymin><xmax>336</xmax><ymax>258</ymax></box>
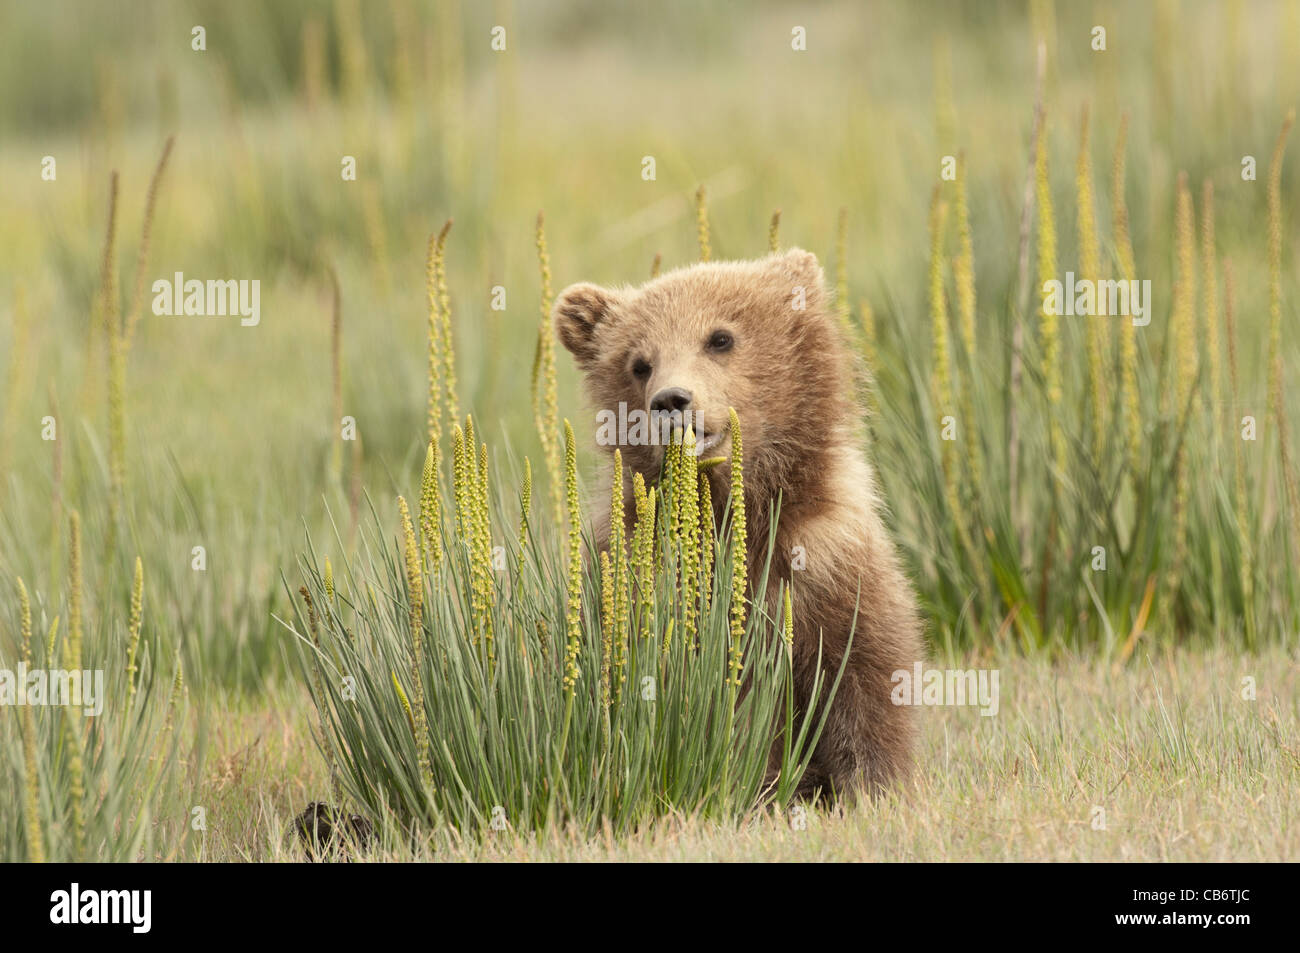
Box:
<box><xmin>631</xmin><ymin>357</ymin><xmax>652</xmax><ymax>379</ymax></box>
<box><xmin>707</xmin><ymin>330</ymin><xmax>734</xmax><ymax>353</ymax></box>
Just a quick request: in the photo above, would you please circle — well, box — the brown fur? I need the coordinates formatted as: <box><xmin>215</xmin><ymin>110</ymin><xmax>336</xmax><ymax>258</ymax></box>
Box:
<box><xmin>553</xmin><ymin>248</ymin><xmax>925</xmax><ymax>800</ymax></box>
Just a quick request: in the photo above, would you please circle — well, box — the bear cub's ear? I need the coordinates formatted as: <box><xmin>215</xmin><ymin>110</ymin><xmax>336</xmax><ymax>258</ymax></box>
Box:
<box><xmin>771</xmin><ymin>247</ymin><xmax>824</xmax><ymax>288</ymax></box>
<box><xmin>553</xmin><ymin>282</ymin><xmax>621</xmax><ymax>368</ymax></box>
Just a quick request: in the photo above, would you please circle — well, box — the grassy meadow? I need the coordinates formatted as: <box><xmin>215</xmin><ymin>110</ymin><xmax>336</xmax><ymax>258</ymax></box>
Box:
<box><xmin>1</xmin><ymin>0</ymin><xmax>1299</xmax><ymax>861</ymax></box>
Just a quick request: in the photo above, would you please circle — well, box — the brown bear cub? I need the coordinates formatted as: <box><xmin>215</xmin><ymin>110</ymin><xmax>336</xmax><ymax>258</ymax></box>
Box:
<box><xmin>553</xmin><ymin>248</ymin><xmax>924</xmax><ymax>800</ymax></box>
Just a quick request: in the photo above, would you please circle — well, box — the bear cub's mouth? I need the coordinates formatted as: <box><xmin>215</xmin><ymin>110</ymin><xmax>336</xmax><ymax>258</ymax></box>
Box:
<box><xmin>692</xmin><ymin>429</ymin><xmax>726</xmax><ymax>455</ymax></box>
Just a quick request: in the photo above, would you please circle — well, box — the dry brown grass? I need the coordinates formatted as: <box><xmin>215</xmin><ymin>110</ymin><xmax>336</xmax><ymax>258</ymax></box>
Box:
<box><xmin>199</xmin><ymin>648</ymin><xmax>1299</xmax><ymax>862</ymax></box>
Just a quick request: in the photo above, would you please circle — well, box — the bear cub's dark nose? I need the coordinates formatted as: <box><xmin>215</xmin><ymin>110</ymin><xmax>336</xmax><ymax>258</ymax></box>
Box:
<box><xmin>650</xmin><ymin>386</ymin><xmax>693</xmax><ymax>414</ymax></box>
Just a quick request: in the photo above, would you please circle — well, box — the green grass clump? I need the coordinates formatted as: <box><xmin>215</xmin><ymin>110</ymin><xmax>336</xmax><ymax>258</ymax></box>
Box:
<box><xmin>874</xmin><ymin>102</ymin><xmax>1300</xmax><ymax>654</ymax></box>
<box><xmin>1</xmin><ymin>524</ymin><xmax>191</xmax><ymax>862</ymax></box>
<box><xmin>285</xmin><ymin>416</ymin><xmax>841</xmax><ymax>840</ymax></box>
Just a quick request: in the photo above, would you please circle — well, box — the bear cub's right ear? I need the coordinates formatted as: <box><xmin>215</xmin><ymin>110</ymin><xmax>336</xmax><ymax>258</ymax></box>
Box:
<box><xmin>553</xmin><ymin>282</ymin><xmax>620</xmax><ymax>368</ymax></box>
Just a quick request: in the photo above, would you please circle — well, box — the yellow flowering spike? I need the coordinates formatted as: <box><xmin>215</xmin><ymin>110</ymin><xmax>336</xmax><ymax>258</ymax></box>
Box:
<box><xmin>126</xmin><ymin>556</ymin><xmax>144</xmax><ymax>704</ymax></box>
<box><xmin>1035</xmin><ymin>114</ymin><xmax>1063</xmax><ymax>472</ymax></box>
<box><xmin>462</xmin><ymin>439</ymin><xmax>483</xmax><ymax>647</ymax></box>
<box><xmin>644</xmin><ymin>488</ymin><xmax>658</xmax><ymax>610</ymax></box>
<box><xmin>477</xmin><ymin>441</ymin><xmax>490</xmax><ymax>545</ymax></box>
<box><xmin>562</xmin><ymin>420</ymin><xmax>582</xmax><ymax>697</ymax></box>
<box><xmin>1076</xmin><ymin>107</ymin><xmax>1106</xmax><ymax>462</ymax></box>
<box><xmin>426</xmin><ymin>225</ymin><xmax>448</xmax><ymax>446</ymax></box>
<box><xmin>44</xmin><ymin>616</ymin><xmax>59</xmax><ymax>668</ymax></box>
<box><xmin>392</xmin><ymin>670</ymin><xmax>416</xmax><ymax>737</ymax></box>
<box><xmin>953</xmin><ymin>152</ymin><xmax>981</xmax><ymax>494</ymax></box>
<box><xmin>695</xmin><ymin>184</ymin><xmax>712</xmax><ymax>262</ymax></box>
<box><xmin>858</xmin><ymin>297</ymin><xmax>877</xmax><ymax>372</ymax></box>
<box><xmin>67</xmin><ymin>511</ymin><xmax>83</xmax><ymax>669</ymax></box>
<box><xmin>533</xmin><ymin>211</ymin><xmax>563</xmax><ymax>525</ymax></box>
<box><xmin>63</xmin><ymin>708</ymin><xmax>85</xmax><ymax>859</ymax></box>
<box><xmin>650</xmin><ymin>253</ymin><xmax>662</xmax><ymax>278</ymax></box>
<box><xmin>928</xmin><ymin>185</ymin><xmax>952</xmax><ymax>419</ymax></box>
<box><xmin>18</xmin><ymin>578</ymin><xmax>32</xmax><ymax>660</ymax></box>
<box><xmin>928</xmin><ymin>186</ymin><xmax>957</xmax><ymax>494</ymax></box>
<box><xmin>679</xmin><ymin>427</ymin><xmax>701</xmax><ymax>649</ymax></box>
<box><xmin>124</xmin><ymin>136</ymin><xmax>175</xmax><ymax>350</ymax></box>
<box><xmin>1201</xmin><ymin>179</ymin><xmax>1221</xmax><ymax>429</ymax></box>
<box><xmin>452</xmin><ymin>424</ymin><xmax>469</xmax><ymax>541</ymax></box>
<box><xmin>165</xmin><ymin>647</ymin><xmax>184</xmax><ymax>726</ymax></box>
<box><xmin>299</xmin><ymin>585</ymin><xmax>328</xmax><ymax>735</ymax></box>
<box><xmin>18</xmin><ymin>579</ymin><xmax>43</xmax><ymax>862</ymax></box>
<box><xmin>108</xmin><ymin>321</ymin><xmax>126</xmax><ymax>528</ymax></box>
<box><xmin>613</xmin><ymin>572</ymin><xmax>629</xmax><ymax>698</ymax></box>
<box><xmin>660</xmin><ymin>615</ymin><xmax>675</xmax><ymax>660</ymax></box>
<box><xmin>1267</xmin><ymin>112</ymin><xmax>1297</xmax><ymax>531</ymax></box>
<box><xmin>632</xmin><ymin>474</ymin><xmax>657</xmax><ymax>640</ymax></box>
<box><xmin>96</xmin><ymin>169</ymin><xmax>119</xmax><ymax>349</ymax></box>
<box><xmin>633</xmin><ymin>470</ymin><xmax>648</xmax><ymax>516</ymax></box>
<box><xmin>1113</xmin><ymin>115</ymin><xmax>1142</xmax><ymax>471</ymax></box>
<box><xmin>1167</xmin><ymin>174</ymin><xmax>1198</xmax><ymax>618</ymax></box>
<box><xmin>727</xmin><ymin>408</ymin><xmax>747</xmax><ymax>687</ymax></box>
<box><xmin>64</xmin><ymin>514</ymin><xmax>88</xmax><ymax>860</ymax></box>
<box><xmin>472</xmin><ymin>440</ymin><xmax>486</xmax><ymax>586</ymax></box>
<box><xmin>1224</xmin><ymin>261</ymin><xmax>1254</xmax><ymax>617</ymax></box>
<box><xmin>398</xmin><ymin>495</ymin><xmax>430</xmax><ymax>780</ymax></box>
<box><xmin>599</xmin><ymin>549</ymin><xmax>613</xmax><ymax>714</ymax></box>
<box><xmin>665</xmin><ymin>434</ymin><xmax>682</xmax><ymax>543</ymax></box>
<box><xmin>475</xmin><ymin>441</ymin><xmax>495</xmax><ymax>660</ymax></box>
<box><xmin>1173</xmin><ymin>173</ymin><xmax>1199</xmax><ymax>419</ymax></box>
<box><xmin>435</xmin><ymin>219</ymin><xmax>459</xmax><ymax>425</ymax></box>
<box><xmin>420</xmin><ymin>441</ymin><xmax>443</xmax><ymax>570</ymax></box>
<box><xmin>698</xmin><ymin>470</ymin><xmax>714</xmax><ymax>613</ymax></box>
<box><xmin>631</xmin><ymin>471</ymin><xmax>647</xmax><ymax>554</ymax></box>
<box><xmin>768</xmin><ymin>209</ymin><xmax>781</xmax><ymax>253</ymax></box>
<box><xmin>609</xmin><ymin>450</ymin><xmax>629</xmax><ymax>692</ymax></box>
<box><xmin>610</xmin><ymin>449</ymin><xmax>626</xmax><ymax>558</ymax></box>
<box><xmin>108</xmin><ymin>136</ymin><xmax>174</xmax><ymax>533</ymax></box>
<box><xmin>517</xmin><ymin>457</ymin><xmax>533</xmax><ymax>575</ymax></box>
<box><xmin>783</xmin><ymin>586</ymin><xmax>795</xmax><ymax>654</ymax></box>
<box><xmin>99</xmin><ymin>174</ymin><xmax>125</xmax><ymax>535</ymax></box>
<box><xmin>631</xmin><ymin>472</ymin><xmax>652</xmax><ymax>637</ymax></box>
<box><xmin>953</xmin><ymin>154</ymin><xmax>977</xmax><ymax>367</ymax></box>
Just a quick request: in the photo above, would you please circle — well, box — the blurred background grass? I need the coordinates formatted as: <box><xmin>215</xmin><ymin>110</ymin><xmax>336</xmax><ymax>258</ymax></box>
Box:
<box><xmin>2</xmin><ymin>0</ymin><xmax>1300</xmax><ymax>692</ymax></box>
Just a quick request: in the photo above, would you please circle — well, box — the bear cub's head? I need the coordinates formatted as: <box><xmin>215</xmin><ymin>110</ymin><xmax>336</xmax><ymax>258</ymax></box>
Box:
<box><xmin>553</xmin><ymin>248</ymin><xmax>851</xmax><ymax>488</ymax></box>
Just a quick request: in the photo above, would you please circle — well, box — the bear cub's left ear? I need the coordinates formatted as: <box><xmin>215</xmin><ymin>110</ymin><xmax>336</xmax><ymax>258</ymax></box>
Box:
<box><xmin>553</xmin><ymin>282</ymin><xmax>622</xmax><ymax>368</ymax></box>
